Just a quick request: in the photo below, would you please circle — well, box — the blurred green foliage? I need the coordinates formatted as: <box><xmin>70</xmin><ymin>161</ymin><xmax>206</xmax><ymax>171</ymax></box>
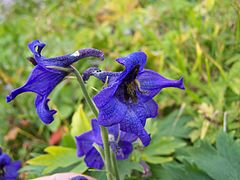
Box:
<box><xmin>0</xmin><ymin>0</ymin><xmax>239</xmax><ymax>179</ymax></box>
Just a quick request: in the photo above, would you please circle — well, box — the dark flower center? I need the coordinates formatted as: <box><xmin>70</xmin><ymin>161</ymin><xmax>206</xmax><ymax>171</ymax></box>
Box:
<box><xmin>0</xmin><ymin>167</ymin><xmax>4</xmax><ymax>176</ymax></box>
<box><xmin>122</xmin><ymin>65</ymin><xmax>140</xmax><ymax>103</ymax></box>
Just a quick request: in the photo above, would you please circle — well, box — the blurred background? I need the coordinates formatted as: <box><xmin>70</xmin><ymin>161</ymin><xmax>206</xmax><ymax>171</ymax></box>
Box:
<box><xmin>0</xmin><ymin>0</ymin><xmax>239</xmax><ymax>179</ymax></box>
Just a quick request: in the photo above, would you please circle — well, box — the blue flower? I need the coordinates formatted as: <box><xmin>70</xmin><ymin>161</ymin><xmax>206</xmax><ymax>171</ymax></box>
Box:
<box><xmin>71</xmin><ymin>175</ymin><xmax>88</xmax><ymax>180</ymax></box>
<box><xmin>6</xmin><ymin>40</ymin><xmax>104</xmax><ymax>124</ymax></box>
<box><xmin>83</xmin><ymin>52</ymin><xmax>185</xmax><ymax>146</ymax></box>
<box><xmin>0</xmin><ymin>148</ymin><xmax>21</xmax><ymax>180</ymax></box>
<box><xmin>75</xmin><ymin>119</ymin><xmax>137</xmax><ymax>169</ymax></box>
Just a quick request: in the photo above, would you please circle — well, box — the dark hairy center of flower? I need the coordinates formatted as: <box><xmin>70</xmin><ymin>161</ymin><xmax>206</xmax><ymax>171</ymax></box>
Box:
<box><xmin>0</xmin><ymin>167</ymin><xmax>4</xmax><ymax>176</ymax></box>
<box><xmin>123</xmin><ymin>65</ymin><xmax>141</xmax><ymax>103</ymax></box>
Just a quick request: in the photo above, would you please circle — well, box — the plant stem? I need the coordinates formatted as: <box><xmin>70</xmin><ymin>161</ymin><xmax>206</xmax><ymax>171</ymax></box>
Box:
<box><xmin>111</xmin><ymin>150</ymin><xmax>120</xmax><ymax>180</ymax></box>
<box><xmin>71</xmin><ymin>65</ymin><xmax>114</xmax><ymax>180</ymax></box>
<box><xmin>101</xmin><ymin>126</ymin><xmax>114</xmax><ymax>179</ymax></box>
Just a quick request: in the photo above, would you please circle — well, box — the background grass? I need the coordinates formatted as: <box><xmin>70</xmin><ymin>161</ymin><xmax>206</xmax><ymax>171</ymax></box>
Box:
<box><xmin>0</xmin><ymin>0</ymin><xmax>239</xmax><ymax>179</ymax></box>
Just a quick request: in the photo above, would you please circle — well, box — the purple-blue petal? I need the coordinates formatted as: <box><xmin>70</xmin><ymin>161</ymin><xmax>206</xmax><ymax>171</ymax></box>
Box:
<box><xmin>120</xmin><ymin>107</ymin><xmax>151</xmax><ymax>146</ymax></box>
<box><xmin>75</xmin><ymin>131</ymin><xmax>95</xmax><ymax>157</ymax></box>
<box><xmin>6</xmin><ymin>65</ymin><xmax>67</xmax><ymax>124</ymax></box>
<box><xmin>28</xmin><ymin>39</ymin><xmax>46</xmax><ymax>58</ymax></box>
<box><xmin>93</xmin><ymin>82</ymin><xmax>120</xmax><ymax>108</ymax></box>
<box><xmin>6</xmin><ymin>65</ymin><xmax>67</xmax><ymax>102</ymax></box>
<box><xmin>83</xmin><ymin>67</ymin><xmax>121</xmax><ymax>85</ymax></box>
<box><xmin>91</xmin><ymin>119</ymin><xmax>102</xmax><ymax>145</ymax></box>
<box><xmin>3</xmin><ymin>160</ymin><xmax>21</xmax><ymax>179</ymax></box>
<box><xmin>116</xmin><ymin>141</ymin><xmax>133</xmax><ymax>160</ymax></box>
<box><xmin>120</xmin><ymin>131</ymin><xmax>138</xmax><ymax>143</ymax></box>
<box><xmin>97</xmin><ymin>97</ymin><xmax>128</xmax><ymax>126</ymax></box>
<box><xmin>116</xmin><ymin>52</ymin><xmax>147</xmax><ymax>73</ymax></box>
<box><xmin>142</xmin><ymin>99</ymin><xmax>158</xmax><ymax>118</ymax></box>
<box><xmin>84</xmin><ymin>147</ymin><xmax>104</xmax><ymax>169</ymax></box>
<box><xmin>38</xmin><ymin>49</ymin><xmax>104</xmax><ymax>67</ymax></box>
<box><xmin>137</xmin><ymin>69</ymin><xmax>185</xmax><ymax>102</ymax></box>
<box><xmin>28</xmin><ymin>40</ymin><xmax>104</xmax><ymax>67</ymax></box>
<box><xmin>34</xmin><ymin>95</ymin><xmax>56</xmax><ymax>124</ymax></box>
<box><xmin>0</xmin><ymin>153</ymin><xmax>11</xmax><ymax>166</ymax></box>
<box><xmin>108</xmin><ymin>124</ymin><xmax>120</xmax><ymax>141</ymax></box>
<box><xmin>71</xmin><ymin>175</ymin><xmax>88</xmax><ymax>180</ymax></box>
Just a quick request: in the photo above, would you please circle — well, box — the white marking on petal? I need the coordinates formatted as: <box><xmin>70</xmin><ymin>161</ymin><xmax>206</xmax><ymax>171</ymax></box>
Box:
<box><xmin>108</xmin><ymin>134</ymin><xmax>115</xmax><ymax>142</ymax></box>
<box><xmin>71</xmin><ymin>50</ymin><xmax>80</xmax><ymax>57</ymax></box>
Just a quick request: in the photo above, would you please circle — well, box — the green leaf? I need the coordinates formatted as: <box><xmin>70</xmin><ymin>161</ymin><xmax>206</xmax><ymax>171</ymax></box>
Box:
<box><xmin>19</xmin><ymin>165</ymin><xmax>45</xmax><ymax>173</ymax></box>
<box><xmin>144</xmin><ymin>136</ymin><xmax>186</xmax><ymax>155</ymax></box>
<box><xmin>142</xmin><ymin>156</ymin><xmax>173</xmax><ymax>164</ymax></box>
<box><xmin>117</xmin><ymin>159</ymin><xmax>143</xmax><ymax>180</ymax></box>
<box><xmin>71</xmin><ymin>104</ymin><xmax>91</xmax><ymax>137</ymax></box>
<box><xmin>182</xmin><ymin>132</ymin><xmax>240</xmax><ymax>180</ymax></box>
<box><xmin>153</xmin><ymin>111</ymin><xmax>192</xmax><ymax>139</ymax></box>
<box><xmin>151</xmin><ymin>162</ymin><xmax>213</xmax><ymax>180</ymax></box>
<box><xmin>27</xmin><ymin>146</ymin><xmax>87</xmax><ymax>174</ymax></box>
<box><xmin>60</xmin><ymin>133</ymin><xmax>76</xmax><ymax>148</ymax></box>
<box><xmin>18</xmin><ymin>165</ymin><xmax>46</xmax><ymax>179</ymax></box>
<box><xmin>87</xmin><ymin>170</ymin><xmax>106</xmax><ymax>180</ymax></box>
<box><xmin>140</xmin><ymin>111</ymin><xmax>189</xmax><ymax>165</ymax></box>
<box><xmin>141</xmin><ymin>136</ymin><xmax>185</xmax><ymax>164</ymax></box>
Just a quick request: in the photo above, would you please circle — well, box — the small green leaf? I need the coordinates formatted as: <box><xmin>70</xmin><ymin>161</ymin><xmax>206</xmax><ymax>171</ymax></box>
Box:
<box><xmin>27</xmin><ymin>146</ymin><xmax>86</xmax><ymax>174</ymax></box>
<box><xmin>71</xmin><ymin>104</ymin><xmax>91</xmax><ymax>137</ymax></box>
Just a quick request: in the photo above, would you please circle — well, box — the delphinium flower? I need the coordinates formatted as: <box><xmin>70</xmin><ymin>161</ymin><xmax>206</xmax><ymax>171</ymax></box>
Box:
<box><xmin>83</xmin><ymin>52</ymin><xmax>185</xmax><ymax>146</ymax></box>
<box><xmin>0</xmin><ymin>148</ymin><xmax>21</xmax><ymax>180</ymax></box>
<box><xmin>75</xmin><ymin>119</ymin><xmax>137</xmax><ymax>169</ymax></box>
<box><xmin>6</xmin><ymin>40</ymin><xmax>104</xmax><ymax>124</ymax></box>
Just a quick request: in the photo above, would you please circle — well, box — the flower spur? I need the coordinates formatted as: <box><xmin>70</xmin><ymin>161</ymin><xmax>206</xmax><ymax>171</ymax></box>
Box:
<box><xmin>83</xmin><ymin>52</ymin><xmax>185</xmax><ymax>146</ymax></box>
<box><xmin>6</xmin><ymin>40</ymin><xmax>104</xmax><ymax>124</ymax></box>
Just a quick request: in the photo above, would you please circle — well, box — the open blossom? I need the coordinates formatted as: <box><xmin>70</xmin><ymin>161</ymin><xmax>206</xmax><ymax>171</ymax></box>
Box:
<box><xmin>6</xmin><ymin>40</ymin><xmax>104</xmax><ymax>124</ymax></box>
<box><xmin>75</xmin><ymin>119</ymin><xmax>137</xmax><ymax>169</ymax></box>
<box><xmin>83</xmin><ymin>52</ymin><xmax>185</xmax><ymax>146</ymax></box>
<box><xmin>0</xmin><ymin>148</ymin><xmax>21</xmax><ymax>180</ymax></box>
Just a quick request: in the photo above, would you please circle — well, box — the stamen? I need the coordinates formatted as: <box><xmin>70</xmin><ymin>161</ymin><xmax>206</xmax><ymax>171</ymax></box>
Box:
<box><xmin>135</xmin><ymin>79</ymin><xmax>147</xmax><ymax>94</ymax></box>
<box><xmin>116</xmin><ymin>130</ymin><xmax>121</xmax><ymax>144</ymax></box>
<box><xmin>122</xmin><ymin>64</ymin><xmax>148</xmax><ymax>103</ymax></box>
<box><xmin>103</xmin><ymin>76</ymin><xmax>109</xmax><ymax>87</ymax></box>
<box><xmin>0</xmin><ymin>168</ymin><xmax>4</xmax><ymax>176</ymax></box>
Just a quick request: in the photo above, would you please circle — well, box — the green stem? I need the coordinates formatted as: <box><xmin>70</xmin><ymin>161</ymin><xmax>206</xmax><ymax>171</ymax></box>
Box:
<box><xmin>71</xmin><ymin>65</ymin><xmax>114</xmax><ymax>180</ymax></box>
<box><xmin>111</xmin><ymin>150</ymin><xmax>120</xmax><ymax>180</ymax></box>
<box><xmin>101</xmin><ymin>126</ymin><xmax>114</xmax><ymax>179</ymax></box>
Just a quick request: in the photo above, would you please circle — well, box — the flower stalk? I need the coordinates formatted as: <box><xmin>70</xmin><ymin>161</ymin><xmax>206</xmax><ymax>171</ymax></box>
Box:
<box><xmin>111</xmin><ymin>150</ymin><xmax>120</xmax><ymax>180</ymax></box>
<box><xmin>70</xmin><ymin>65</ymin><xmax>114</xmax><ymax>180</ymax></box>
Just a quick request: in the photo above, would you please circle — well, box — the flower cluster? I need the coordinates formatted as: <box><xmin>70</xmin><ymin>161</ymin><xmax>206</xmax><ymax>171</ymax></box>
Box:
<box><xmin>0</xmin><ymin>148</ymin><xmax>21</xmax><ymax>180</ymax></box>
<box><xmin>6</xmin><ymin>40</ymin><xmax>104</xmax><ymax>124</ymax></box>
<box><xmin>75</xmin><ymin>119</ymin><xmax>137</xmax><ymax>169</ymax></box>
<box><xmin>6</xmin><ymin>40</ymin><xmax>185</xmax><ymax>170</ymax></box>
